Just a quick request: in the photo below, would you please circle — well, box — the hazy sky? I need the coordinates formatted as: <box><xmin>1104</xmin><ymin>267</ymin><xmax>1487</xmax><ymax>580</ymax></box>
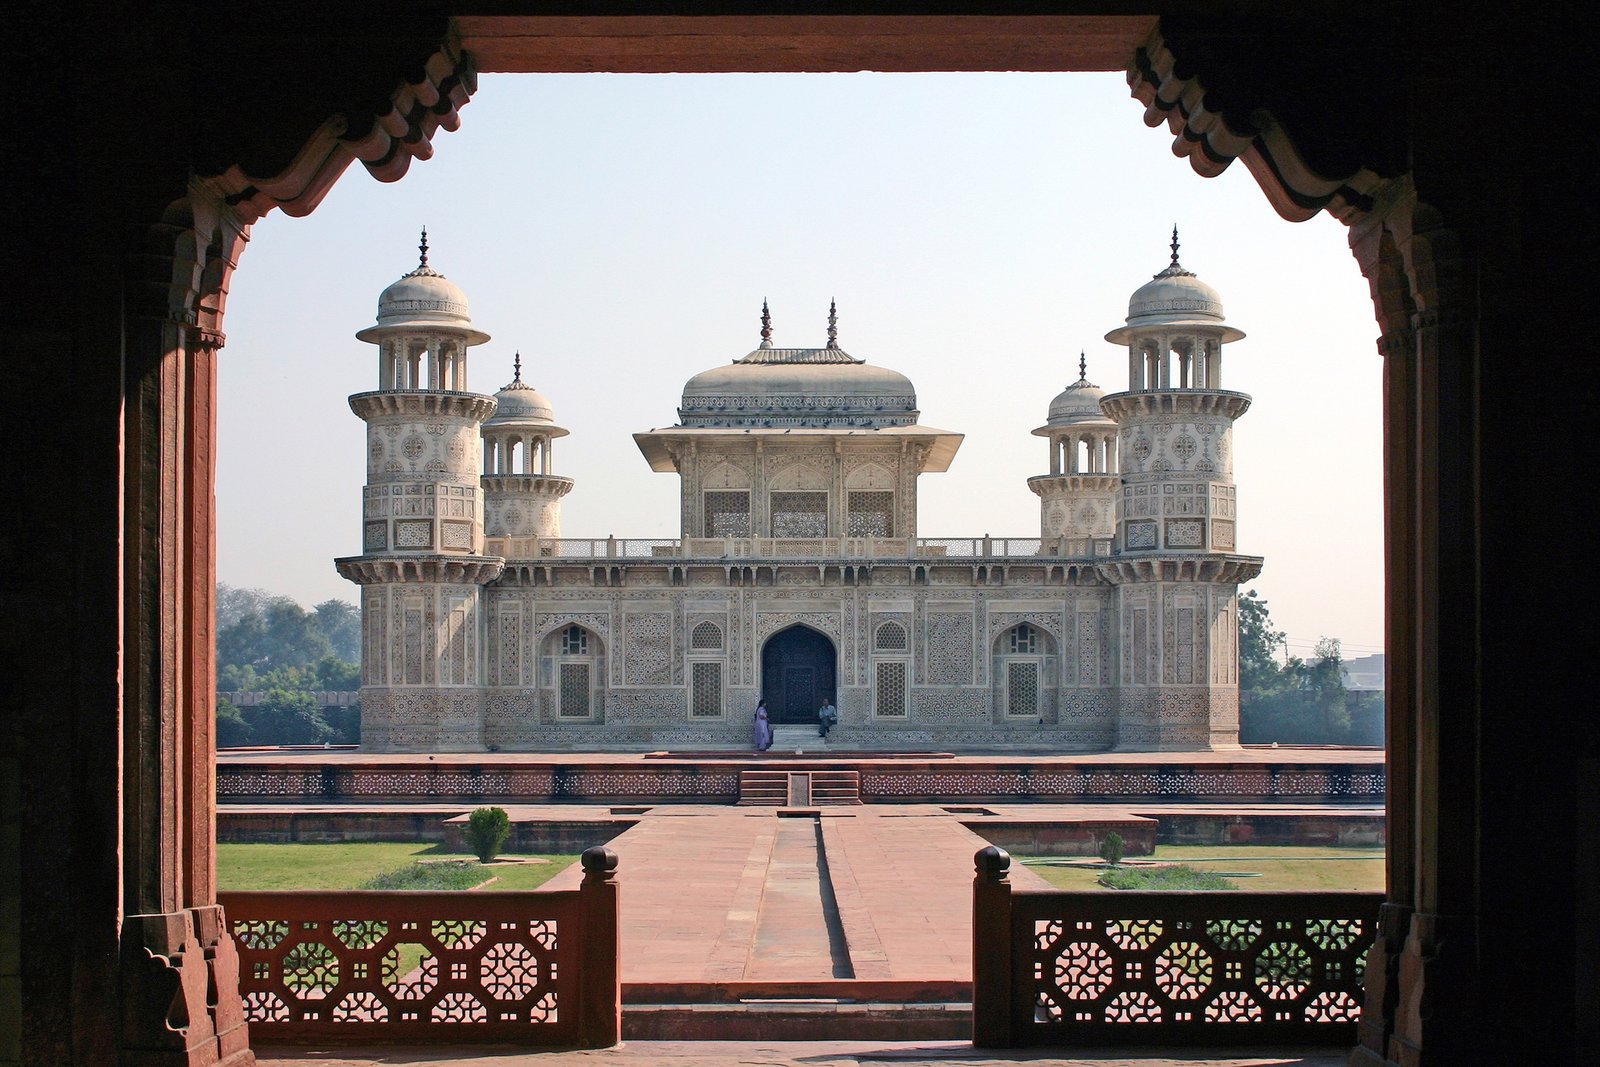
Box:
<box><xmin>218</xmin><ymin>72</ymin><xmax>1383</xmax><ymax>659</ymax></box>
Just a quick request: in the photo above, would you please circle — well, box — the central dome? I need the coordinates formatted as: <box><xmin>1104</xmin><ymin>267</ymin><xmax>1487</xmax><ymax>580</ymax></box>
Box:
<box><xmin>680</xmin><ymin>346</ymin><xmax>918</xmax><ymax>428</ymax></box>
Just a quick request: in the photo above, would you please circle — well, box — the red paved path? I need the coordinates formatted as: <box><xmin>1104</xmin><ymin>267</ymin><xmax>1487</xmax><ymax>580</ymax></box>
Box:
<box><xmin>545</xmin><ymin>807</ymin><xmax>1050</xmax><ymax>985</ymax></box>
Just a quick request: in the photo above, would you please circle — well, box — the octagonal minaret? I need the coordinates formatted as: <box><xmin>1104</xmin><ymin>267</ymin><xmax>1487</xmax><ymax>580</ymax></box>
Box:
<box><xmin>1098</xmin><ymin>231</ymin><xmax>1262</xmax><ymax>750</ymax></box>
<box><xmin>1028</xmin><ymin>353</ymin><xmax>1119</xmax><ymax>554</ymax></box>
<box><xmin>481</xmin><ymin>352</ymin><xmax>573</xmax><ymax>554</ymax></box>
<box><xmin>335</xmin><ymin>231</ymin><xmax>504</xmax><ymax>751</ymax></box>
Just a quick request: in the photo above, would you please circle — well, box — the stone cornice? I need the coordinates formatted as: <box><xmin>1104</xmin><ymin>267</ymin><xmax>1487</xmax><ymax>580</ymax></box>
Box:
<box><xmin>481</xmin><ymin>474</ymin><xmax>574</xmax><ymax>497</ymax></box>
<box><xmin>349</xmin><ymin>390</ymin><xmax>497</xmax><ymax>421</ymax></box>
<box><xmin>1027</xmin><ymin>474</ymin><xmax>1123</xmax><ymax>496</ymax></box>
<box><xmin>1095</xmin><ymin>555</ymin><xmax>1264</xmax><ymax>585</ymax></box>
<box><xmin>1099</xmin><ymin>390</ymin><xmax>1251</xmax><ymax>423</ymax></box>
<box><xmin>334</xmin><ymin>555</ymin><xmax>505</xmax><ymax>586</ymax></box>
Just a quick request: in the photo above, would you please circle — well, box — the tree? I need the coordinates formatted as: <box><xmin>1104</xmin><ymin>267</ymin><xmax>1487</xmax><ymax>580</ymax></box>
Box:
<box><xmin>313</xmin><ymin>599</ymin><xmax>361</xmax><ymax>662</ymax></box>
<box><xmin>1238</xmin><ymin>589</ymin><xmax>1288</xmax><ymax>695</ymax></box>
<box><xmin>216</xmin><ymin>697</ymin><xmax>253</xmax><ymax>747</ymax></box>
<box><xmin>1307</xmin><ymin>637</ymin><xmax>1351</xmax><ymax>737</ymax></box>
<box><xmin>314</xmin><ymin>655</ymin><xmax>361</xmax><ymax>692</ymax></box>
<box><xmin>242</xmin><ymin>688</ymin><xmax>333</xmax><ymax>746</ymax></box>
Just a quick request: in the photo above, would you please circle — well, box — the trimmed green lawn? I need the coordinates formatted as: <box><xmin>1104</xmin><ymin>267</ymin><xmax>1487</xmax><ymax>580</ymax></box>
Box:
<box><xmin>217</xmin><ymin>843</ymin><xmax>578</xmax><ymax>892</ymax></box>
<box><xmin>1023</xmin><ymin>845</ymin><xmax>1385</xmax><ymax>892</ymax></box>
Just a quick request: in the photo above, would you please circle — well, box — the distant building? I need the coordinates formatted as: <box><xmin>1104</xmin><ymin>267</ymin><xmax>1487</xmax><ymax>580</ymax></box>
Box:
<box><xmin>1342</xmin><ymin>653</ymin><xmax>1385</xmax><ymax>691</ymax></box>
<box><xmin>336</xmin><ymin>231</ymin><xmax>1262</xmax><ymax>752</ymax></box>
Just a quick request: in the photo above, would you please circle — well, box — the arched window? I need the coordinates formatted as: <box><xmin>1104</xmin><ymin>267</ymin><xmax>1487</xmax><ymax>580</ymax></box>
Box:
<box><xmin>875</xmin><ymin>621</ymin><xmax>908</xmax><ymax>652</ymax></box>
<box><xmin>1008</xmin><ymin>623</ymin><xmax>1038</xmax><ymax>655</ymax></box>
<box><xmin>561</xmin><ymin>625</ymin><xmax>588</xmax><ymax>655</ymax></box>
<box><xmin>691</xmin><ymin>621</ymin><xmax>723</xmax><ymax>650</ymax></box>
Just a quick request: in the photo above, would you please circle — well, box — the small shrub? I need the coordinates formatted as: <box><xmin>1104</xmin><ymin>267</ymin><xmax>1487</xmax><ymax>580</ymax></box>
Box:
<box><xmin>361</xmin><ymin>861</ymin><xmax>486</xmax><ymax>891</ymax></box>
<box><xmin>1099</xmin><ymin>864</ymin><xmax>1237</xmax><ymax>891</ymax></box>
<box><xmin>466</xmin><ymin>806</ymin><xmax>511</xmax><ymax>863</ymax></box>
<box><xmin>1098</xmin><ymin>831</ymin><xmax>1125</xmax><ymax>867</ymax></box>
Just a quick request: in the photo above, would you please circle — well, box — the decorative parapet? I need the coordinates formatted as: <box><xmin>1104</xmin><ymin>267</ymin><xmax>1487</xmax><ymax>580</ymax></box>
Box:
<box><xmin>973</xmin><ymin>844</ymin><xmax>1382</xmax><ymax>1047</ymax></box>
<box><xmin>349</xmin><ymin>390</ymin><xmax>497</xmax><ymax>421</ymax></box>
<box><xmin>1095</xmin><ymin>555</ymin><xmax>1264</xmax><ymax>585</ymax></box>
<box><xmin>1099</xmin><ymin>389</ymin><xmax>1252</xmax><ymax>422</ymax></box>
<box><xmin>334</xmin><ymin>555</ymin><xmax>505</xmax><ymax>585</ymax></box>
<box><xmin>220</xmin><ymin>845</ymin><xmax>620</xmax><ymax>1047</ymax></box>
<box><xmin>477</xmin><ymin>536</ymin><xmax>1114</xmax><ymax>561</ymax></box>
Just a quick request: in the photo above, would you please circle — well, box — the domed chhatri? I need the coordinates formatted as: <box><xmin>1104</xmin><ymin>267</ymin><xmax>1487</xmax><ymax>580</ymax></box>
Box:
<box><xmin>678</xmin><ymin>300</ymin><xmax>919</xmax><ymax>429</ymax></box>
<box><xmin>1028</xmin><ymin>353</ymin><xmax>1119</xmax><ymax>550</ymax></box>
<box><xmin>485</xmin><ymin>351</ymin><xmax>565</xmax><ymax>435</ymax></box>
<box><xmin>1042</xmin><ymin>353</ymin><xmax>1112</xmax><ymax>428</ymax></box>
<box><xmin>1104</xmin><ymin>227</ymin><xmax>1245</xmax><ymax>347</ymax></box>
<box><xmin>356</xmin><ymin>228</ymin><xmax>491</xmax><ymax>347</ymax></box>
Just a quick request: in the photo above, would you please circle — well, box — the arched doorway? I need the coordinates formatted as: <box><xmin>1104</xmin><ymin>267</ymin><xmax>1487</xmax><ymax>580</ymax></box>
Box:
<box><xmin>760</xmin><ymin>624</ymin><xmax>837</xmax><ymax>725</ymax></box>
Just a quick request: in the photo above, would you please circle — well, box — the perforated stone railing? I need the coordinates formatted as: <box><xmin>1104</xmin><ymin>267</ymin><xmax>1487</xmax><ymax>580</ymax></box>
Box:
<box><xmin>972</xmin><ymin>846</ymin><xmax>1381</xmax><ymax>1047</ymax></box>
<box><xmin>219</xmin><ymin>847</ymin><xmax>620</xmax><ymax>1047</ymax></box>
<box><xmin>480</xmin><ymin>535</ymin><xmax>1113</xmax><ymax>559</ymax></box>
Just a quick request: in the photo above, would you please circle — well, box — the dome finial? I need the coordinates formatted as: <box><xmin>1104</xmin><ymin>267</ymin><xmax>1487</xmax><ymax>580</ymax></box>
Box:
<box><xmin>826</xmin><ymin>298</ymin><xmax>838</xmax><ymax>349</ymax></box>
<box><xmin>1078</xmin><ymin>351</ymin><xmax>1088</xmax><ymax>383</ymax></box>
<box><xmin>759</xmin><ymin>299</ymin><xmax>773</xmax><ymax>349</ymax></box>
<box><xmin>511</xmin><ymin>350</ymin><xmax>523</xmax><ymax>385</ymax></box>
<box><xmin>1153</xmin><ymin>225</ymin><xmax>1195</xmax><ymax>279</ymax></box>
<box><xmin>419</xmin><ymin>226</ymin><xmax>430</xmax><ymax>269</ymax></box>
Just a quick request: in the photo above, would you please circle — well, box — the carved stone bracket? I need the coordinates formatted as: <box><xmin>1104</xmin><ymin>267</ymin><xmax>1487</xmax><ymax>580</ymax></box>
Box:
<box><xmin>1129</xmin><ymin>26</ymin><xmax>1388</xmax><ymax>224</ymax></box>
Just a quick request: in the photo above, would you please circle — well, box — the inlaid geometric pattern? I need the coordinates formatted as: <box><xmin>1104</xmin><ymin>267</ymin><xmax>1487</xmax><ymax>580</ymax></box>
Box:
<box><xmin>222</xmin><ymin>892</ymin><xmax>578</xmax><ymax>1043</ymax></box>
<box><xmin>558</xmin><ymin>662</ymin><xmax>590</xmax><ymax>718</ymax></box>
<box><xmin>875</xmin><ymin>660</ymin><xmax>908</xmax><ymax>717</ymax></box>
<box><xmin>690</xmin><ymin>661</ymin><xmax>723</xmax><ymax>718</ymax></box>
<box><xmin>1007</xmin><ymin>661</ymin><xmax>1039</xmax><ymax>716</ymax></box>
<box><xmin>690</xmin><ymin>621</ymin><xmax>723</xmax><ymax>650</ymax></box>
<box><xmin>1018</xmin><ymin>893</ymin><xmax>1376</xmax><ymax>1041</ymax></box>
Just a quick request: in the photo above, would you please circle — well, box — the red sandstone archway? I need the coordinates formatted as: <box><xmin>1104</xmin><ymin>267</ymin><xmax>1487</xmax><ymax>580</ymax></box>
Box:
<box><xmin>24</xmin><ymin>13</ymin><xmax>1510</xmax><ymax>1067</ymax></box>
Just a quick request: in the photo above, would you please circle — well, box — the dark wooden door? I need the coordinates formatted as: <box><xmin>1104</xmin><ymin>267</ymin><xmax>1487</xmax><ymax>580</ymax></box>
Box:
<box><xmin>761</xmin><ymin>625</ymin><xmax>836</xmax><ymax>724</ymax></box>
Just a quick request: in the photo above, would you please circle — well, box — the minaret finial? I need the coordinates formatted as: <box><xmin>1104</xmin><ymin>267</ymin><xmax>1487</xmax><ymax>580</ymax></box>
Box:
<box><xmin>759</xmin><ymin>299</ymin><xmax>773</xmax><ymax>348</ymax></box>
<box><xmin>1078</xmin><ymin>351</ymin><xmax>1088</xmax><ymax>382</ymax></box>
<box><xmin>826</xmin><ymin>298</ymin><xmax>838</xmax><ymax>349</ymax></box>
<box><xmin>419</xmin><ymin>226</ymin><xmax>430</xmax><ymax>269</ymax></box>
<box><xmin>512</xmin><ymin>350</ymin><xmax>523</xmax><ymax>385</ymax></box>
<box><xmin>1170</xmin><ymin>224</ymin><xmax>1180</xmax><ymax>268</ymax></box>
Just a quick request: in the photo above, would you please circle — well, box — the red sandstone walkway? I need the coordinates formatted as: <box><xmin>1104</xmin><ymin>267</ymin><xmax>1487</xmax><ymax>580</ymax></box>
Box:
<box><xmin>253</xmin><ymin>1041</ymin><xmax>1347</xmax><ymax>1065</ymax></box>
<box><xmin>545</xmin><ymin>808</ymin><xmax>1050</xmax><ymax>986</ymax></box>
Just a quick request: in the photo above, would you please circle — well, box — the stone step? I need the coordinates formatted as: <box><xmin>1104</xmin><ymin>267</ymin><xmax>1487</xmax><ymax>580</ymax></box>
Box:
<box><xmin>738</xmin><ymin>767</ymin><xmax>861</xmax><ymax>805</ymax></box>
<box><xmin>622</xmin><ymin>1000</ymin><xmax>970</xmax><ymax>1041</ymax></box>
<box><xmin>736</xmin><ymin>769</ymin><xmax>789</xmax><ymax>806</ymax></box>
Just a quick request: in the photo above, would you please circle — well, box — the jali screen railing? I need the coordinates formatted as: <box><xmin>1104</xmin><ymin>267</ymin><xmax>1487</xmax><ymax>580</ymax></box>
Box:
<box><xmin>219</xmin><ymin>847</ymin><xmax>620</xmax><ymax>1047</ymax></box>
<box><xmin>972</xmin><ymin>846</ymin><xmax>1382</xmax><ymax>1047</ymax></box>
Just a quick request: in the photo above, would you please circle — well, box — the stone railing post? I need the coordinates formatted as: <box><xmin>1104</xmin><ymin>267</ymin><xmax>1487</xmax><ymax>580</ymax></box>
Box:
<box><xmin>972</xmin><ymin>845</ymin><xmax>1015</xmax><ymax>1048</ymax></box>
<box><xmin>577</xmin><ymin>845</ymin><xmax>620</xmax><ymax>1048</ymax></box>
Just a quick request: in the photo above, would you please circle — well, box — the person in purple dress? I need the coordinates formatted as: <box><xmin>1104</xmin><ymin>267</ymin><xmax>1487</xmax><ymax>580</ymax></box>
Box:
<box><xmin>753</xmin><ymin>700</ymin><xmax>773</xmax><ymax>751</ymax></box>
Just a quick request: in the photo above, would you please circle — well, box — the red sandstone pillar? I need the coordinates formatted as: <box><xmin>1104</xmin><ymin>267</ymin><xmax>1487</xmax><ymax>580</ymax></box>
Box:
<box><xmin>120</xmin><ymin>224</ymin><xmax>252</xmax><ymax>1066</ymax></box>
<box><xmin>971</xmin><ymin>846</ymin><xmax>1016</xmax><ymax>1048</ymax></box>
<box><xmin>577</xmin><ymin>845</ymin><xmax>621</xmax><ymax>1048</ymax></box>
